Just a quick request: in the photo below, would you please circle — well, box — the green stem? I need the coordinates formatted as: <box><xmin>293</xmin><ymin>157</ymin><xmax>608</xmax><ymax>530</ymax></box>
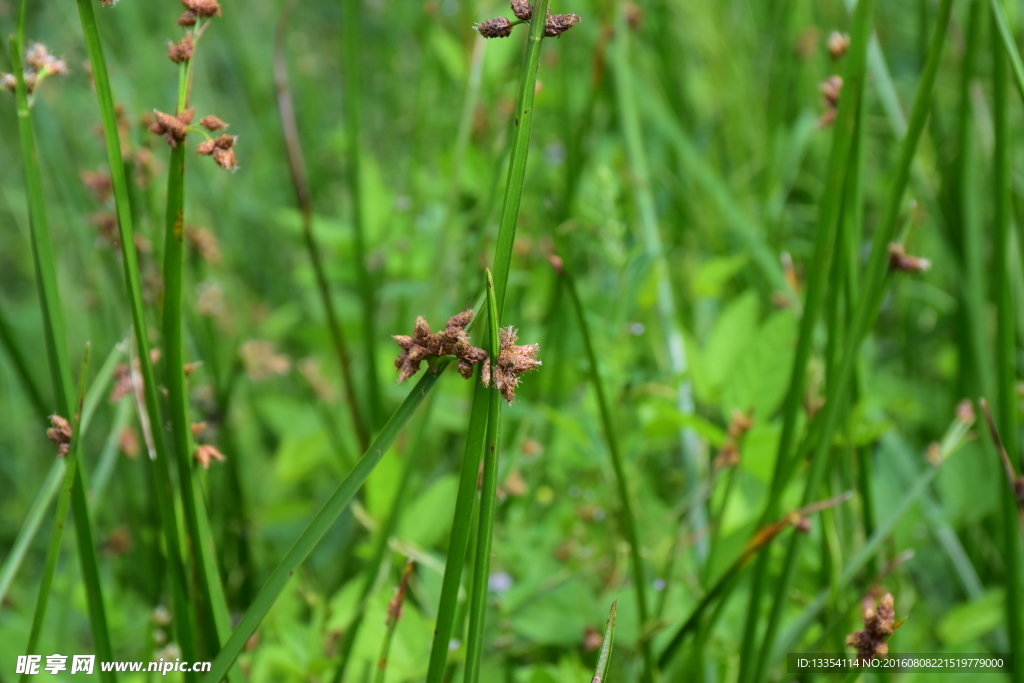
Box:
<box><xmin>990</xmin><ymin>7</ymin><xmax>1024</xmax><ymax>678</ymax></box>
<box><xmin>490</xmin><ymin>0</ymin><xmax>551</xmax><ymax>314</ymax></box>
<box><xmin>10</xmin><ymin>27</ymin><xmax>116</xmax><ymax>679</ymax></box>
<box><xmin>463</xmin><ymin>270</ymin><xmax>502</xmax><ymax>683</ymax></box>
<box><xmin>21</xmin><ymin>345</ymin><xmax>90</xmax><ymax>679</ymax></box>
<box><xmin>750</xmin><ymin>2</ymin><xmax>954</xmax><ymax>679</ymax></box>
<box><xmin>424</xmin><ymin>377</ymin><xmax>491</xmax><ymax>682</ymax></box>
<box><xmin>737</xmin><ymin>0</ymin><xmax>876</xmax><ymax>677</ymax></box>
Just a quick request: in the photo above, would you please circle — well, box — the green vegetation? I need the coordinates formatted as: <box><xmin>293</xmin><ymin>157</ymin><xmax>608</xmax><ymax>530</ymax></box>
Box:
<box><xmin>2</xmin><ymin>0</ymin><xmax>1023</xmax><ymax>682</ymax></box>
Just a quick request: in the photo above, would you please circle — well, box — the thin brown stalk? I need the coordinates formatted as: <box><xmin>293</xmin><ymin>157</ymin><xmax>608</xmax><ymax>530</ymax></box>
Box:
<box><xmin>273</xmin><ymin>3</ymin><xmax>369</xmax><ymax>451</ymax></box>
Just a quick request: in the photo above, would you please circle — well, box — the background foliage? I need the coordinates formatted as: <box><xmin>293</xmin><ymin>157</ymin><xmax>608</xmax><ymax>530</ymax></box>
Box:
<box><xmin>1</xmin><ymin>0</ymin><xmax>1023</xmax><ymax>681</ymax></box>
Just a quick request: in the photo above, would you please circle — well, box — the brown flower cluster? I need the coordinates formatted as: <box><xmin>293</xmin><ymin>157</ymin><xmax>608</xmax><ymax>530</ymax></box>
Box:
<box><xmin>149</xmin><ymin>107</ymin><xmax>194</xmax><ymax>147</ymax></box>
<box><xmin>828</xmin><ymin>31</ymin><xmax>850</xmax><ymax>60</ymax></box>
<box><xmin>168</xmin><ymin>34</ymin><xmax>195</xmax><ymax>64</ymax></box>
<box><xmin>46</xmin><ymin>414</ymin><xmax>73</xmax><ymax>458</ymax></box>
<box><xmin>544</xmin><ymin>11</ymin><xmax>581</xmax><ymax>37</ymax></box>
<box><xmin>846</xmin><ymin>592</ymin><xmax>899</xmax><ymax>662</ymax></box>
<box><xmin>194</xmin><ymin>443</ymin><xmax>226</xmax><ymax>469</ymax></box>
<box><xmin>888</xmin><ymin>243</ymin><xmax>931</xmax><ymax>273</ymax></box>
<box><xmin>713</xmin><ymin>408</ymin><xmax>754</xmax><ymax>470</ymax></box>
<box><xmin>475</xmin><ymin>1</ymin><xmax>580</xmax><ymax>39</ymax></box>
<box><xmin>393</xmin><ymin>311</ymin><xmax>487</xmax><ymax>382</ymax></box>
<box><xmin>818</xmin><ymin>75</ymin><xmax>843</xmax><ymax>128</ymax></box>
<box><xmin>179</xmin><ymin>0</ymin><xmax>222</xmax><ymax>26</ymax></box>
<box><xmin>2</xmin><ymin>43</ymin><xmax>67</xmax><ymax>95</ymax></box>
<box><xmin>481</xmin><ymin>327</ymin><xmax>542</xmax><ymax>404</ymax></box>
<box><xmin>196</xmin><ymin>134</ymin><xmax>239</xmax><ymax>171</ymax></box>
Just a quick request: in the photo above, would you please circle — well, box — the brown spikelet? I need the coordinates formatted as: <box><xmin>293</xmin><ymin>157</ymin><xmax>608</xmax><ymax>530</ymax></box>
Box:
<box><xmin>511</xmin><ymin>0</ymin><xmax>532</xmax><ymax>20</ymax></box>
<box><xmin>481</xmin><ymin>327</ymin><xmax>542</xmax><ymax>404</ymax></box>
<box><xmin>888</xmin><ymin>243</ymin><xmax>931</xmax><ymax>273</ymax></box>
<box><xmin>846</xmin><ymin>593</ymin><xmax>899</xmax><ymax>663</ymax></box>
<box><xmin>182</xmin><ymin>0</ymin><xmax>221</xmax><ymax>18</ymax></box>
<box><xmin>393</xmin><ymin>311</ymin><xmax>489</xmax><ymax>383</ymax></box>
<box><xmin>46</xmin><ymin>415</ymin><xmax>73</xmax><ymax>457</ymax></box>
<box><xmin>168</xmin><ymin>34</ymin><xmax>194</xmax><ymax>63</ymax></box>
<box><xmin>476</xmin><ymin>17</ymin><xmax>514</xmax><ymax>38</ymax></box>
<box><xmin>200</xmin><ymin>115</ymin><xmax>228</xmax><ymax>131</ymax></box>
<box><xmin>544</xmin><ymin>12</ymin><xmax>580</xmax><ymax>37</ymax></box>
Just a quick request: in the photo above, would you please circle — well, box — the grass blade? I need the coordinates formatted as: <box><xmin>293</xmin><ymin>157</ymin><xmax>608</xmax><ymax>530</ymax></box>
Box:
<box><xmin>10</xmin><ymin>24</ymin><xmax>116</xmax><ymax>677</ymax></box>
<box><xmin>463</xmin><ymin>270</ymin><xmax>502</xmax><ymax>683</ymax></box>
<box><xmin>591</xmin><ymin>600</ymin><xmax>617</xmax><ymax>683</ymax></box>
<box><xmin>490</xmin><ymin>0</ymin><xmax>551</xmax><ymax>314</ymax></box>
<box><xmin>73</xmin><ymin>0</ymin><xmax>199</xmax><ymax>664</ymax></box>
<box><xmin>989</xmin><ymin>9</ymin><xmax>1024</xmax><ymax>676</ymax></box>
<box><xmin>738</xmin><ymin>0</ymin><xmax>876</xmax><ymax>676</ymax></box>
<box><xmin>21</xmin><ymin>344</ymin><xmax>90</xmax><ymax>675</ymax></box>
<box><xmin>202</xmin><ymin>366</ymin><xmax>446</xmax><ymax>682</ymax></box>
<box><xmin>750</xmin><ymin>1</ymin><xmax>954</xmax><ymax>679</ymax></box>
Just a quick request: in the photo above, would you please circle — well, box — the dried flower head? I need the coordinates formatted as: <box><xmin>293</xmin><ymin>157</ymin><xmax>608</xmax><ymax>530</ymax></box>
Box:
<box><xmin>178</xmin><ymin>9</ymin><xmax>198</xmax><ymax>26</ymax></box>
<box><xmin>820</xmin><ymin>75</ymin><xmax>843</xmax><ymax>107</ymax></box>
<box><xmin>545</xmin><ymin>12</ymin><xmax>581</xmax><ymax>37</ymax></box>
<box><xmin>476</xmin><ymin>17</ymin><xmax>514</xmax><ymax>38</ymax></box>
<box><xmin>511</xmin><ymin>0</ymin><xmax>532</xmax><ymax>20</ymax></box>
<box><xmin>3</xmin><ymin>43</ymin><xmax>67</xmax><ymax>96</ymax></box>
<box><xmin>200</xmin><ymin>115</ymin><xmax>228</xmax><ymax>131</ymax></box>
<box><xmin>481</xmin><ymin>327</ymin><xmax>542</xmax><ymax>404</ymax></box>
<box><xmin>46</xmin><ymin>414</ymin><xmax>73</xmax><ymax>457</ymax></box>
<box><xmin>194</xmin><ymin>443</ymin><xmax>226</xmax><ymax>469</ymax></box>
<box><xmin>393</xmin><ymin>311</ymin><xmax>488</xmax><ymax>382</ymax></box>
<box><xmin>955</xmin><ymin>398</ymin><xmax>974</xmax><ymax>424</ymax></box>
<box><xmin>168</xmin><ymin>34</ymin><xmax>195</xmax><ymax>64</ymax></box>
<box><xmin>828</xmin><ymin>31</ymin><xmax>850</xmax><ymax>59</ymax></box>
<box><xmin>197</xmin><ymin>134</ymin><xmax>239</xmax><ymax>170</ymax></box>
<box><xmin>240</xmin><ymin>340</ymin><xmax>291</xmax><ymax>381</ymax></box>
<box><xmin>888</xmin><ymin>243</ymin><xmax>931</xmax><ymax>273</ymax></box>
<box><xmin>149</xmin><ymin>108</ymin><xmax>193</xmax><ymax>147</ymax></box>
<box><xmin>182</xmin><ymin>0</ymin><xmax>222</xmax><ymax>18</ymax></box>
<box><xmin>846</xmin><ymin>593</ymin><xmax>899</xmax><ymax>662</ymax></box>
<box><xmin>81</xmin><ymin>170</ymin><xmax>113</xmax><ymax>203</ymax></box>
<box><xmin>119</xmin><ymin>427</ymin><xmax>140</xmax><ymax>458</ymax></box>
<box><xmin>185</xmin><ymin>226</ymin><xmax>222</xmax><ymax>265</ymax></box>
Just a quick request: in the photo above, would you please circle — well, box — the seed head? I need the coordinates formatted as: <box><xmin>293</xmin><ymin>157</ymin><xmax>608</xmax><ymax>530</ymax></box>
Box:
<box><xmin>544</xmin><ymin>13</ymin><xmax>581</xmax><ymax>37</ymax></box>
<box><xmin>194</xmin><ymin>443</ymin><xmax>226</xmax><ymax>469</ymax></box>
<box><xmin>200</xmin><ymin>115</ymin><xmax>228</xmax><ymax>131</ymax></box>
<box><xmin>46</xmin><ymin>414</ymin><xmax>73</xmax><ymax>457</ymax></box>
<box><xmin>393</xmin><ymin>311</ymin><xmax>488</xmax><ymax>383</ymax></box>
<box><xmin>828</xmin><ymin>31</ymin><xmax>850</xmax><ymax>59</ymax></box>
<box><xmin>149</xmin><ymin>108</ymin><xmax>194</xmax><ymax>147</ymax></box>
<box><xmin>168</xmin><ymin>34</ymin><xmax>195</xmax><ymax>64</ymax></box>
<box><xmin>511</xmin><ymin>0</ymin><xmax>532</xmax><ymax>20</ymax></box>
<box><xmin>888</xmin><ymin>243</ymin><xmax>931</xmax><ymax>273</ymax></box>
<box><xmin>178</xmin><ymin>10</ymin><xmax>198</xmax><ymax>26</ymax></box>
<box><xmin>186</xmin><ymin>226</ymin><xmax>222</xmax><ymax>265</ymax></box>
<box><xmin>181</xmin><ymin>0</ymin><xmax>222</xmax><ymax>18</ymax></box>
<box><xmin>481</xmin><ymin>327</ymin><xmax>542</xmax><ymax>404</ymax></box>
<box><xmin>476</xmin><ymin>17</ymin><xmax>514</xmax><ymax>39</ymax></box>
<box><xmin>846</xmin><ymin>592</ymin><xmax>898</xmax><ymax>663</ymax></box>
<box><xmin>81</xmin><ymin>170</ymin><xmax>113</xmax><ymax>203</ymax></box>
